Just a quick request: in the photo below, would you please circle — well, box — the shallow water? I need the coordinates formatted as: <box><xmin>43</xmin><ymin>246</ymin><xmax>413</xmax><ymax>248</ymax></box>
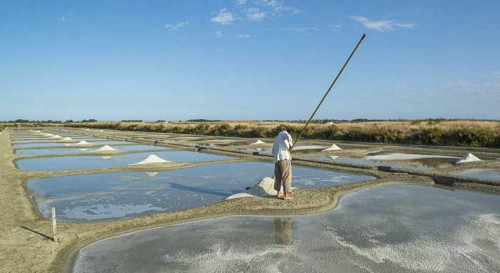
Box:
<box><xmin>12</xmin><ymin>142</ymin><xmax>70</xmax><ymax>148</ymax></box>
<box><xmin>16</xmin><ymin>151</ymin><xmax>234</xmax><ymax>171</ymax></box>
<box><xmin>364</xmin><ymin>152</ymin><xmax>457</xmax><ymax>161</ymax></box>
<box><xmin>12</xmin><ymin>140</ymin><xmax>71</xmax><ymax>144</ymax></box>
<box><xmin>12</xmin><ymin>138</ymin><xmax>106</xmax><ymax>144</ymax></box>
<box><xmin>72</xmin><ymin>184</ymin><xmax>500</xmax><ymax>273</ymax></box>
<box><xmin>15</xmin><ymin>145</ymin><xmax>171</xmax><ymax>155</ymax></box>
<box><xmin>304</xmin><ymin>154</ymin><xmax>457</xmax><ymax>170</ymax></box>
<box><xmin>12</xmin><ymin>140</ymin><xmax>137</xmax><ymax>148</ymax></box>
<box><xmin>27</xmin><ymin>162</ymin><xmax>373</xmax><ymax>221</ymax></box>
<box><xmin>11</xmin><ymin>137</ymin><xmax>50</xmax><ymax>140</ymax></box>
<box><xmin>303</xmin><ymin>155</ymin><xmax>433</xmax><ymax>170</ymax></box>
<box><xmin>78</xmin><ymin>140</ymin><xmax>134</xmax><ymax>145</ymax></box>
<box><xmin>455</xmin><ymin>168</ymin><xmax>500</xmax><ymax>181</ymax></box>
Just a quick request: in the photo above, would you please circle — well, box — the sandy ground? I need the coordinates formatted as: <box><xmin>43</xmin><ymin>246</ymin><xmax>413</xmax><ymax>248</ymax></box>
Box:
<box><xmin>1</xmin><ymin>128</ymin><xmax>499</xmax><ymax>273</ymax></box>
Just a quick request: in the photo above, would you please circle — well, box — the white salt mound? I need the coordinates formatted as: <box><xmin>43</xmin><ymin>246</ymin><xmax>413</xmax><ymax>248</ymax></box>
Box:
<box><xmin>226</xmin><ymin>177</ymin><xmax>296</xmax><ymax>200</ymax></box>
<box><xmin>146</xmin><ymin>172</ymin><xmax>159</xmax><ymax>177</ymax></box>
<box><xmin>132</xmin><ymin>155</ymin><xmax>171</xmax><ymax>165</ymax></box>
<box><xmin>75</xmin><ymin>141</ymin><xmax>91</xmax><ymax>146</ymax></box>
<box><xmin>328</xmin><ymin>155</ymin><xmax>339</xmax><ymax>160</ymax></box>
<box><xmin>322</xmin><ymin>144</ymin><xmax>342</xmax><ymax>152</ymax></box>
<box><xmin>94</xmin><ymin>145</ymin><xmax>118</xmax><ymax>152</ymax></box>
<box><xmin>49</xmin><ymin>135</ymin><xmax>62</xmax><ymax>139</ymax></box>
<box><xmin>455</xmin><ymin>153</ymin><xmax>481</xmax><ymax>165</ymax></box>
<box><xmin>58</xmin><ymin>137</ymin><xmax>73</xmax><ymax>142</ymax></box>
<box><xmin>250</xmin><ymin>140</ymin><xmax>266</xmax><ymax>145</ymax></box>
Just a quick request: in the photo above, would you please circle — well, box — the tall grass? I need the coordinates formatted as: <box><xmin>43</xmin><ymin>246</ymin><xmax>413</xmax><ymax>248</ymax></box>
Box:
<box><xmin>65</xmin><ymin>120</ymin><xmax>500</xmax><ymax>148</ymax></box>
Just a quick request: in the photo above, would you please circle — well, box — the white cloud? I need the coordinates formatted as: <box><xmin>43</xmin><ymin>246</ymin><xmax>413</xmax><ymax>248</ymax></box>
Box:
<box><xmin>288</xmin><ymin>27</ymin><xmax>316</xmax><ymax>33</ymax></box>
<box><xmin>61</xmin><ymin>16</ymin><xmax>66</xmax><ymax>22</ymax></box>
<box><xmin>164</xmin><ymin>21</ymin><xmax>189</xmax><ymax>31</ymax></box>
<box><xmin>210</xmin><ymin>8</ymin><xmax>236</xmax><ymax>25</ymax></box>
<box><xmin>237</xmin><ymin>0</ymin><xmax>247</xmax><ymax>5</ymax></box>
<box><xmin>215</xmin><ymin>31</ymin><xmax>224</xmax><ymax>37</ymax></box>
<box><xmin>329</xmin><ymin>24</ymin><xmax>342</xmax><ymax>31</ymax></box>
<box><xmin>444</xmin><ymin>80</ymin><xmax>500</xmax><ymax>95</ymax></box>
<box><xmin>237</xmin><ymin>34</ymin><xmax>255</xmax><ymax>38</ymax></box>
<box><xmin>256</xmin><ymin>0</ymin><xmax>301</xmax><ymax>14</ymax></box>
<box><xmin>274</xmin><ymin>4</ymin><xmax>300</xmax><ymax>14</ymax></box>
<box><xmin>351</xmin><ymin>16</ymin><xmax>414</xmax><ymax>32</ymax></box>
<box><xmin>247</xmin><ymin>7</ymin><xmax>266</xmax><ymax>21</ymax></box>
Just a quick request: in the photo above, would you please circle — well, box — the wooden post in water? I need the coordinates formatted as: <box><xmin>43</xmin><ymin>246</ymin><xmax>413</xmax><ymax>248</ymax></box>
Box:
<box><xmin>51</xmin><ymin>207</ymin><xmax>58</xmax><ymax>243</ymax></box>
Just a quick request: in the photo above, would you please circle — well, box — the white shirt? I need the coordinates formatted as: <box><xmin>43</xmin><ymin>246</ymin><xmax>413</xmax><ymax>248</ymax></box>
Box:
<box><xmin>272</xmin><ymin>131</ymin><xmax>293</xmax><ymax>163</ymax></box>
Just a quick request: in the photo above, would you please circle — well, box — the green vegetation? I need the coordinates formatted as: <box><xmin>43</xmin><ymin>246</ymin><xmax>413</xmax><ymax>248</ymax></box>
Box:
<box><xmin>65</xmin><ymin>121</ymin><xmax>500</xmax><ymax>148</ymax></box>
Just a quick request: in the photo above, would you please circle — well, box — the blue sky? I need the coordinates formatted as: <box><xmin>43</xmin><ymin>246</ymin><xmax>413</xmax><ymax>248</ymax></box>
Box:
<box><xmin>1</xmin><ymin>0</ymin><xmax>499</xmax><ymax>121</ymax></box>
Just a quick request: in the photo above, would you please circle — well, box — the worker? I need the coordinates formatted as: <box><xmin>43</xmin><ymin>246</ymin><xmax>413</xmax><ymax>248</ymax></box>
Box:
<box><xmin>272</xmin><ymin>125</ymin><xmax>293</xmax><ymax>200</ymax></box>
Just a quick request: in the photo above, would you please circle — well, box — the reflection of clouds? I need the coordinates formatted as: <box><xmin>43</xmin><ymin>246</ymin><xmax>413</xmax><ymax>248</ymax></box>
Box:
<box><xmin>322</xmin><ymin>214</ymin><xmax>500</xmax><ymax>272</ymax></box>
<box><xmin>61</xmin><ymin>203</ymin><xmax>163</xmax><ymax>221</ymax></box>
<box><xmin>162</xmin><ymin>240</ymin><xmax>294</xmax><ymax>272</ymax></box>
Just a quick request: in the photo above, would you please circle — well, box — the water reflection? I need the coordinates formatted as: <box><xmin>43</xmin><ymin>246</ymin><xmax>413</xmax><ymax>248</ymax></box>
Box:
<box><xmin>27</xmin><ymin>162</ymin><xmax>373</xmax><ymax>221</ymax></box>
<box><xmin>72</xmin><ymin>185</ymin><xmax>500</xmax><ymax>273</ymax></box>
<box><xmin>274</xmin><ymin>217</ymin><xmax>292</xmax><ymax>245</ymax></box>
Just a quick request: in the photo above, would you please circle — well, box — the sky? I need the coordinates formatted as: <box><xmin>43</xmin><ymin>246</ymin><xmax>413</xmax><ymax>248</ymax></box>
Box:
<box><xmin>1</xmin><ymin>0</ymin><xmax>500</xmax><ymax>121</ymax></box>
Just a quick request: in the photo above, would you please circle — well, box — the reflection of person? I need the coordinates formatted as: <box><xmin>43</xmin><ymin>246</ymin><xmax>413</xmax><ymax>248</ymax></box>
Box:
<box><xmin>274</xmin><ymin>217</ymin><xmax>293</xmax><ymax>245</ymax></box>
<box><xmin>272</xmin><ymin>126</ymin><xmax>293</xmax><ymax>200</ymax></box>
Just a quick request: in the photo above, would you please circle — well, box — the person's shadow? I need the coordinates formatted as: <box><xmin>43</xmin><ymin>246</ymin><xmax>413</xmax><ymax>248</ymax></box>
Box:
<box><xmin>274</xmin><ymin>217</ymin><xmax>293</xmax><ymax>245</ymax></box>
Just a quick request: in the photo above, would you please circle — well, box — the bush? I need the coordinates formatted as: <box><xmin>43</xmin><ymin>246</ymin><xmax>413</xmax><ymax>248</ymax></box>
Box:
<box><xmin>494</xmin><ymin>135</ymin><xmax>500</xmax><ymax>148</ymax></box>
<box><xmin>154</xmin><ymin>123</ymin><xmax>165</xmax><ymax>132</ymax></box>
<box><xmin>250</xmin><ymin>127</ymin><xmax>266</xmax><ymax>138</ymax></box>
<box><xmin>62</xmin><ymin>122</ymin><xmax>500</xmax><ymax>148</ymax></box>
<box><xmin>232</xmin><ymin>124</ymin><xmax>249</xmax><ymax>137</ymax></box>
<box><xmin>194</xmin><ymin>124</ymin><xmax>211</xmax><ymax>134</ymax></box>
<box><xmin>411</xmin><ymin>127</ymin><xmax>443</xmax><ymax>145</ymax></box>
<box><xmin>211</xmin><ymin>123</ymin><xmax>232</xmax><ymax>136</ymax></box>
<box><xmin>448</xmin><ymin>128</ymin><xmax>496</xmax><ymax>147</ymax></box>
<box><xmin>323</xmin><ymin>125</ymin><xmax>340</xmax><ymax>139</ymax></box>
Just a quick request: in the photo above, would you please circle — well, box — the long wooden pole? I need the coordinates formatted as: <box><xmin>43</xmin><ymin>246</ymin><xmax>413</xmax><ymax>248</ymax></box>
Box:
<box><xmin>291</xmin><ymin>33</ymin><xmax>366</xmax><ymax>150</ymax></box>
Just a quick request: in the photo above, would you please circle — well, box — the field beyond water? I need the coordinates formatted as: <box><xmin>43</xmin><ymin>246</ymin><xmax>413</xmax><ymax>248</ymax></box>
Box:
<box><xmin>56</xmin><ymin>120</ymin><xmax>500</xmax><ymax>148</ymax></box>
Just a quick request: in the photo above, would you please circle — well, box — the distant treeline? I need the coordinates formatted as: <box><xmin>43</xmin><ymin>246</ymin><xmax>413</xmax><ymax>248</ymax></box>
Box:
<box><xmin>1</xmin><ymin>119</ymin><xmax>98</xmax><ymax>123</ymax></box>
<box><xmin>5</xmin><ymin>118</ymin><xmax>500</xmax><ymax>124</ymax></box>
<box><xmin>65</xmin><ymin>121</ymin><xmax>500</xmax><ymax>148</ymax></box>
<box><xmin>264</xmin><ymin>118</ymin><xmax>500</xmax><ymax>124</ymax></box>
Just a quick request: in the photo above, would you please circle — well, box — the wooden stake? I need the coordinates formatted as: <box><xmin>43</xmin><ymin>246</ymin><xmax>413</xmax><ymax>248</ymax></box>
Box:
<box><xmin>51</xmin><ymin>207</ymin><xmax>58</xmax><ymax>243</ymax></box>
